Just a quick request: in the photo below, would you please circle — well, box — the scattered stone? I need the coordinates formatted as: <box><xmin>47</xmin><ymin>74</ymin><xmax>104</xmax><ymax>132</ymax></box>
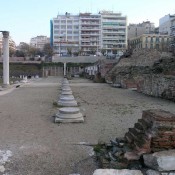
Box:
<box><xmin>0</xmin><ymin>165</ymin><xmax>5</xmax><ymax>173</ymax></box>
<box><xmin>124</xmin><ymin>151</ymin><xmax>140</xmax><ymax>161</ymax></box>
<box><xmin>143</xmin><ymin>150</ymin><xmax>175</xmax><ymax>171</ymax></box>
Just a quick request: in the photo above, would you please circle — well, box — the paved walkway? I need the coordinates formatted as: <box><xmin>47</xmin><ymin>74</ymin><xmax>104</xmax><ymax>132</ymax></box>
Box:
<box><xmin>0</xmin><ymin>77</ymin><xmax>174</xmax><ymax>175</ymax></box>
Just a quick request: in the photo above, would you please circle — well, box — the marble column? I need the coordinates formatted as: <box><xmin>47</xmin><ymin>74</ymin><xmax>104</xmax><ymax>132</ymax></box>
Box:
<box><xmin>64</xmin><ymin>62</ymin><xmax>67</xmax><ymax>77</ymax></box>
<box><xmin>2</xmin><ymin>31</ymin><xmax>9</xmax><ymax>87</ymax></box>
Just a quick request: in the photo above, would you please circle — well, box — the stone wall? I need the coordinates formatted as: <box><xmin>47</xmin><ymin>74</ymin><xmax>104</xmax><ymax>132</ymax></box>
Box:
<box><xmin>105</xmin><ymin>49</ymin><xmax>175</xmax><ymax>101</ymax></box>
<box><xmin>137</xmin><ymin>75</ymin><xmax>175</xmax><ymax>101</ymax></box>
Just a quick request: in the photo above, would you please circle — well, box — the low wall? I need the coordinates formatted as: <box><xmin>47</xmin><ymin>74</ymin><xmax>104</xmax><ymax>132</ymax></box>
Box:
<box><xmin>137</xmin><ymin>74</ymin><xmax>175</xmax><ymax>101</ymax></box>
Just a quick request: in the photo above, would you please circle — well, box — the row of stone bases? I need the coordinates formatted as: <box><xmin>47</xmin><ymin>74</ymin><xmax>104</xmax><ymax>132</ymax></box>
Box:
<box><xmin>54</xmin><ymin>78</ymin><xmax>84</xmax><ymax>123</ymax></box>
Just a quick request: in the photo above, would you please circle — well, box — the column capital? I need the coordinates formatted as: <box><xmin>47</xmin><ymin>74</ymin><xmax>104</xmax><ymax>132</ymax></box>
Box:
<box><xmin>2</xmin><ymin>31</ymin><xmax>9</xmax><ymax>38</ymax></box>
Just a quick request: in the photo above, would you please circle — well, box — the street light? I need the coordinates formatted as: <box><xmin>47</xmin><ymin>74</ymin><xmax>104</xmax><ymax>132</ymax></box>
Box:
<box><xmin>59</xmin><ymin>36</ymin><xmax>62</xmax><ymax>57</ymax></box>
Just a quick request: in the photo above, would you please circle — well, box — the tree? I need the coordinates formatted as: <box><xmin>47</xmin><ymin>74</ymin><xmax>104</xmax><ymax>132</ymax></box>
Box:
<box><xmin>67</xmin><ymin>47</ymin><xmax>72</xmax><ymax>56</ymax></box>
<box><xmin>43</xmin><ymin>43</ymin><xmax>53</xmax><ymax>56</ymax></box>
<box><xmin>112</xmin><ymin>49</ymin><xmax>118</xmax><ymax>54</ymax></box>
<box><xmin>89</xmin><ymin>48</ymin><xmax>96</xmax><ymax>55</ymax></box>
<box><xmin>101</xmin><ymin>48</ymin><xmax>106</xmax><ymax>56</ymax></box>
<box><xmin>19</xmin><ymin>42</ymin><xmax>30</xmax><ymax>56</ymax></box>
<box><xmin>9</xmin><ymin>48</ymin><xmax>15</xmax><ymax>57</ymax></box>
<box><xmin>29</xmin><ymin>47</ymin><xmax>37</xmax><ymax>57</ymax></box>
<box><xmin>15</xmin><ymin>50</ymin><xmax>25</xmax><ymax>57</ymax></box>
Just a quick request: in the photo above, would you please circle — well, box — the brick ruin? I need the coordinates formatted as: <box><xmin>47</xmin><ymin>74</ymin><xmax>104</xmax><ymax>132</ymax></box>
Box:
<box><xmin>105</xmin><ymin>49</ymin><xmax>175</xmax><ymax>102</ymax></box>
<box><xmin>94</xmin><ymin>109</ymin><xmax>175</xmax><ymax>170</ymax></box>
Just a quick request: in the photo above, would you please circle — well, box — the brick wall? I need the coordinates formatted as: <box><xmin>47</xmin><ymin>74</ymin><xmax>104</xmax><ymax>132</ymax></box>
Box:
<box><xmin>125</xmin><ymin>109</ymin><xmax>175</xmax><ymax>154</ymax></box>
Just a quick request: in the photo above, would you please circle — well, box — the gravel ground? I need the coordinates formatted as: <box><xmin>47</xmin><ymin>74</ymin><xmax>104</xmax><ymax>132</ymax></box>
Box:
<box><xmin>0</xmin><ymin>77</ymin><xmax>174</xmax><ymax>175</ymax></box>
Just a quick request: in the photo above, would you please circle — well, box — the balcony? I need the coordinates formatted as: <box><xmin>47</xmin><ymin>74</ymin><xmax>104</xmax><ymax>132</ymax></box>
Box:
<box><xmin>81</xmin><ymin>33</ymin><xmax>100</xmax><ymax>36</ymax></box>
<box><xmin>81</xmin><ymin>27</ymin><xmax>100</xmax><ymax>31</ymax></box>
<box><xmin>103</xmin><ymin>31</ymin><xmax>125</xmax><ymax>34</ymax></box>
<box><xmin>80</xmin><ymin>22</ymin><xmax>100</xmax><ymax>26</ymax></box>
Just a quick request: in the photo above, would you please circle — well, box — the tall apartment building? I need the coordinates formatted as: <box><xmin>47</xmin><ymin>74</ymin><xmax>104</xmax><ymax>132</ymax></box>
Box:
<box><xmin>0</xmin><ymin>34</ymin><xmax>16</xmax><ymax>55</ymax></box>
<box><xmin>30</xmin><ymin>35</ymin><xmax>50</xmax><ymax>50</ymax></box>
<box><xmin>100</xmin><ymin>11</ymin><xmax>127</xmax><ymax>55</ymax></box>
<box><xmin>128</xmin><ymin>21</ymin><xmax>155</xmax><ymax>39</ymax></box>
<box><xmin>79</xmin><ymin>13</ymin><xmax>101</xmax><ymax>55</ymax></box>
<box><xmin>159</xmin><ymin>14</ymin><xmax>175</xmax><ymax>35</ymax></box>
<box><xmin>50</xmin><ymin>12</ymin><xmax>79</xmax><ymax>55</ymax></box>
<box><xmin>50</xmin><ymin>11</ymin><xmax>127</xmax><ymax>56</ymax></box>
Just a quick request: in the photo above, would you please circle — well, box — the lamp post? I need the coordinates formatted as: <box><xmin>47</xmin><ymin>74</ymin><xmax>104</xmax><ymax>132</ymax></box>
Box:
<box><xmin>59</xmin><ymin>36</ymin><xmax>62</xmax><ymax>57</ymax></box>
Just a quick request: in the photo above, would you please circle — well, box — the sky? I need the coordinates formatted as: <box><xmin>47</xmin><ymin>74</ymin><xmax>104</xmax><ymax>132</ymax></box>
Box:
<box><xmin>0</xmin><ymin>0</ymin><xmax>175</xmax><ymax>45</ymax></box>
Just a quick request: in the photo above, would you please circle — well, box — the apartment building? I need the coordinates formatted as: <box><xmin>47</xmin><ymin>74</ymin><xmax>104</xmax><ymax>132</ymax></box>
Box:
<box><xmin>79</xmin><ymin>13</ymin><xmax>101</xmax><ymax>55</ymax></box>
<box><xmin>50</xmin><ymin>11</ymin><xmax>127</xmax><ymax>56</ymax></box>
<box><xmin>128</xmin><ymin>21</ymin><xmax>155</xmax><ymax>39</ymax></box>
<box><xmin>170</xmin><ymin>17</ymin><xmax>175</xmax><ymax>54</ymax></box>
<box><xmin>30</xmin><ymin>35</ymin><xmax>50</xmax><ymax>50</ymax></box>
<box><xmin>100</xmin><ymin>11</ymin><xmax>127</xmax><ymax>55</ymax></box>
<box><xmin>50</xmin><ymin>12</ymin><xmax>79</xmax><ymax>55</ymax></box>
<box><xmin>129</xmin><ymin>34</ymin><xmax>171</xmax><ymax>51</ymax></box>
<box><xmin>0</xmin><ymin>34</ymin><xmax>16</xmax><ymax>55</ymax></box>
<box><xmin>159</xmin><ymin>14</ymin><xmax>175</xmax><ymax>35</ymax></box>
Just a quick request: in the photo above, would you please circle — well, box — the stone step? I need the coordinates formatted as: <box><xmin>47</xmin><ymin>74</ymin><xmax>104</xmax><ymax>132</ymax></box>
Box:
<box><xmin>134</xmin><ymin>123</ymin><xmax>145</xmax><ymax>133</ymax></box>
<box><xmin>138</xmin><ymin>119</ymin><xmax>150</xmax><ymax>130</ymax></box>
<box><xmin>125</xmin><ymin>132</ymin><xmax>134</xmax><ymax>143</ymax></box>
<box><xmin>128</xmin><ymin>128</ymin><xmax>148</xmax><ymax>143</ymax></box>
<box><xmin>134</xmin><ymin>136</ymin><xmax>150</xmax><ymax>149</ymax></box>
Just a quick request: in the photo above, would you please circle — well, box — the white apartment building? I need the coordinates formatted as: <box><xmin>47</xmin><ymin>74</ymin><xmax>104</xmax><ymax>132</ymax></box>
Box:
<box><xmin>51</xmin><ymin>12</ymin><xmax>79</xmax><ymax>55</ymax></box>
<box><xmin>30</xmin><ymin>35</ymin><xmax>50</xmax><ymax>50</ymax></box>
<box><xmin>159</xmin><ymin>14</ymin><xmax>175</xmax><ymax>35</ymax></box>
<box><xmin>79</xmin><ymin>13</ymin><xmax>101</xmax><ymax>55</ymax></box>
<box><xmin>50</xmin><ymin>11</ymin><xmax>127</xmax><ymax>56</ymax></box>
<box><xmin>100</xmin><ymin>11</ymin><xmax>127</xmax><ymax>55</ymax></box>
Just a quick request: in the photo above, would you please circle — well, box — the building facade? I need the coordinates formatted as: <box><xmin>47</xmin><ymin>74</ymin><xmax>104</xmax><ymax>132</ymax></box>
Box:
<box><xmin>30</xmin><ymin>35</ymin><xmax>50</xmax><ymax>50</ymax></box>
<box><xmin>128</xmin><ymin>21</ymin><xmax>155</xmax><ymax>39</ymax></box>
<box><xmin>129</xmin><ymin>34</ymin><xmax>171</xmax><ymax>51</ymax></box>
<box><xmin>170</xmin><ymin>17</ymin><xmax>175</xmax><ymax>54</ymax></box>
<box><xmin>159</xmin><ymin>14</ymin><xmax>175</xmax><ymax>35</ymax></box>
<box><xmin>79</xmin><ymin>13</ymin><xmax>101</xmax><ymax>55</ymax></box>
<box><xmin>50</xmin><ymin>11</ymin><xmax>127</xmax><ymax>56</ymax></box>
<box><xmin>50</xmin><ymin>12</ymin><xmax>80</xmax><ymax>56</ymax></box>
<box><xmin>100</xmin><ymin>11</ymin><xmax>127</xmax><ymax>55</ymax></box>
<box><xmin>0</xmin><ymin>34</ymin><xmax>16</xmax><ymax>56</ymax></box>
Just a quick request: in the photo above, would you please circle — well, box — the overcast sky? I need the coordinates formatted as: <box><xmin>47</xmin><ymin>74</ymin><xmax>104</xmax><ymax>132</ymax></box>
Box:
<box><xmin>0</xmin><ymin>0</ymin><xmax>174</xmax><ymax>44</ymax></box>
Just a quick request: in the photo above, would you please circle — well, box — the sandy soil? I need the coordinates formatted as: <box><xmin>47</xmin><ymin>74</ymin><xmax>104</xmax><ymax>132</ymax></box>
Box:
<box><xmin>0</xmin><ymin>77</ymin><xmax>174</xmax><ymax>175</ymax></box>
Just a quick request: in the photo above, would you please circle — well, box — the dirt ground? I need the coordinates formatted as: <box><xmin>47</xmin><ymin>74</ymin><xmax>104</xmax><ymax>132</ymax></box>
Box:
<box><xmin>0</xmin><ymin>77</ymin><xmax>174</xmax><ymax>175</ymax></box>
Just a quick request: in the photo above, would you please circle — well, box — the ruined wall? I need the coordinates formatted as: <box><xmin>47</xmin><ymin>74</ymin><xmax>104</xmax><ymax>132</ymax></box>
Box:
<box><xmin>137</xmin><ymin>75</ymin><xmax>175</xmax><ymax>101</ymax></box>
<box><xmin>105</xmin><ymin>49</ymin><xmax>175</xmax><ymax>101</ymax></box>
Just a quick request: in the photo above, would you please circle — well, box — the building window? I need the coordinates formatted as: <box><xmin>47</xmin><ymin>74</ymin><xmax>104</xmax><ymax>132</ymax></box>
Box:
<box><xmin>74</xmin><ymin>26</ymin><xmax>79</xmax><ymax>29</ymax></box>
<box><xmin>54</xmin><ymin>25</ymin><xmax>59</xmax><ymax>29</ymax></box>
